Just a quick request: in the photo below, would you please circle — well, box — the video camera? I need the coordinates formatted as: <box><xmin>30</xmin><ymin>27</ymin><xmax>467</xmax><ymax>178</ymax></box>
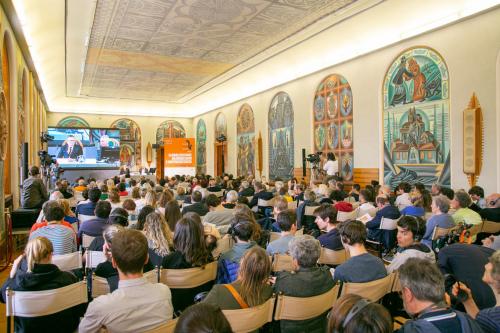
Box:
<box><xmin>38</xmin><ymin>150</ymin><xmax>56</xmax><ymax>167</ymax></box>
<box><xmin>306</xmin><ymin>152</ymin><xmax>322</xmax><ymax>164</ymax></box>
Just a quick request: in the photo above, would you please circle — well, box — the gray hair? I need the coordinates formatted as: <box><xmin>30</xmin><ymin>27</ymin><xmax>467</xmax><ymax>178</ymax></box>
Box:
<box><xmin>398</xmin><ymin>258</ymin><xmax>444</xmax><ymax>303</ymax></box>
<box><xmin>304</xmin><ymin>189</ymin><xmax>316</xmax><ymax>202</ymax></box>
<box><xmin>288</xmin><ymin>235</ymin><xmax>321</xmax><ymax>268</ymax></box>
<box><xmin>490</xmin><ymin>250</ymin><xmax>500</xmax><ymax>293</ymax></box>
<box><xmin>454</xmin><ymin>190</ymin><xmax>472</xmax><ymax>208</ymax></box>
<box><xmin>275</xmin><ymin>181</ymin><xmax>284</xmax><ymax>191</ymax></box>
<box><xmin>432</xmin><ymin>195</ymin><xmax>450</xmax><ymax>213</ymax></box>
<box><xmin>102</xmin><ymin>224</ymin><xmax>125</xmax><ymax>246</ymax></box>
<box><xmin>226</xmin><ymin>190</ymin><xmax>238</xmax><ymax>203</ymax></box>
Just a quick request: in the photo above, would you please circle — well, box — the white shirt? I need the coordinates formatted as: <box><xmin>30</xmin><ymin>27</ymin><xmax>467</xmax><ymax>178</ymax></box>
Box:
<box><xmin>79</xmin><ymin>277</ymin><xmax>173</xmax><ymax>333</ymax></box>
<box><xmin>323</xmin><ymin>160</ymin><xmax>339</xmax><ymax>176</ymax></box>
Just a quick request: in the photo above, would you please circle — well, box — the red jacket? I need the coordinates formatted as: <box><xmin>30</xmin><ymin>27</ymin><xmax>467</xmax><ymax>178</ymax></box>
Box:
<box><xmin>334</xmin><ymin>201</ymin><xmax>353</xmax><ymax>212</ymax></box>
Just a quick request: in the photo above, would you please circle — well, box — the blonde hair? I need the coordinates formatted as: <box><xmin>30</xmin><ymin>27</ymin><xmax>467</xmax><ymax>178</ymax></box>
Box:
<box><xmin>145</xmin><ymin>190</ymin><xmax>157</xmax><ymax>207</ymax></box>
<box><xmin>57</xmin><ymin>199</ymin><xmax>74</xmax><ymax>217</ymax></box>
<box><xmin>106</xmin><ymin>179</ymin><xmax>115</xmax><ymax>190</ymax></box>
<box><xmin>237</xmin><ymin>247</ymin><xmax>271</xmax><ymax>306</ymax></box>
<box><xmin>25</xmin><ymin>237</ymin><xmax>53</xmax><ymax>273</ymax></box>
<box><xmin>143</xmin><ymin>212</ymin><xmax>173</xmax><ymax>257</ymax></box>
<box><xmin>109</xmin><ymin>188</ymin><xmax>120</xmax><ymax>203</ymax></box>
<box><xmin>410</xmin><ymin>191</ymin><xmax>424</xmax><ymax>207</ymax></box>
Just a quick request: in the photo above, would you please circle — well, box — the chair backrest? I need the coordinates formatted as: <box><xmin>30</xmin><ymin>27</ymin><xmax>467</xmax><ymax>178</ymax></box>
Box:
<box><xmin>380</xmin><ymin>217</ymin><xmax>399</xmax><ymax>230</ymax></box>
<box><xmin>431</xmin><ymin>226</ymin><xmax>457</xmax><ymax>241</ymax></box>
<box><xmin>78</xmin><ymin>214</ymin><xmax>95</xmax><ymax>223</ymax></box>
<box><xmin>258</xmin><ymin>198</ymin><xmax>274</xmax><ymax>207</ymax></box>
<box><xmin>222</xmin><ymin>296</ymin><xmax>275</xmax><ymax>333</ymax></box>
<box><xmin>274</xmin><ymin>284</ymin><xmax>339</xmax><ymax>321</ymax></box>
<box><xmin>245</xmin><ymin>196</ymin><xmax>254</xmax><ymax>202</ymax></box>
<box><xmin>144</xmin><ymin>318</ymin><xmax>178</xmax><ymax>333</ymax></box>
<box><xmin>91</xmin><ymin>275</ymin><xmax>110</xmax><ymax>298</ymax></box>
<box><xmin>304</xmin><ymin>205</ymin><xmax>317</xmax><ymax>216</ymax></box>
<box><xmin>296</xmin><ymin>228</ymin><xmax>304</xmax><ymax>236</ymax></box>
<box><xmin>159</xmin><ymin>261</ymin><xmax>217</xmax><ymax>288</ymax></box>
<box><xmin>6</xmin><ymin>281</ymin><xmax>88</xmax><ymax>317</ymax></box>
<box><xmin>214</xmin><ymin>190</ymin><xmax>224</xmax><ymax>198</ymax></box>
<box><xmin>356</xmin><ymin>206</ymin><xmax>377</xmax><ymax>218</ymax></box>
<box><xmin>287</xmin><ymin>201</ymin><xmax>297</xmax><ymax>210</ymax></box>
<box><xmin>468</xmin><ymin>222</ymin><xmax>483</xmax><ymax>237</ymax></box>
<box><xmin>212</xmin><ymin>236</ymin><xmax>233</xmax><ymax>258</ymax></box>
<box><xmin>391</xmin><ymin>271</ymin><xmax>401</xmax><ymax>293</ymax></box>
<box><xmin>340</xmin><ymin>273</ymin><xmax>394</xmax><ymax>302</ymax></box>
<box><xmin>482</xmin><ymin>220</ymin><xmax>500</xmax><ymax>234</ymax></box>
<box><xmin>269</xmin><ymin>232</ymin><xmax>281</xmax><ymax>243</ymax></box>
<box><xmin>318</xmin><ymin>248</ymin><xmax>347</xmax><ymax>266</ymax></box>
<box><xmin>272</xmin><ymin>254</ymin><xmax>294</xmax><ymax>272</ymax></box>
<box><xmin>82</xmin><ymin>234</ymin><xmax>96</xmax><ymax>248</ymax></box>
<box><xmin>144</xmin><ymin>268</ymin><xmax>160</xmax><ymax>284</ymax></box>
<box><xmin>337</xmin><ymin>211</ymin><xmax>356</xmax><ymax>222</ymax></box>
<box><xmin>85</xmin><ymin>251</ymin><xmax>107</xmax><ymax>269</ymax></box>
<box><xmin>176</xmin><ymin>200</ymin><xmax>184</xmax><ymax>208</ymax></box>
<box><xmin>51</xmin><ymin>252</ymin><xmax>82</xmax><ymax>271</ymax></box>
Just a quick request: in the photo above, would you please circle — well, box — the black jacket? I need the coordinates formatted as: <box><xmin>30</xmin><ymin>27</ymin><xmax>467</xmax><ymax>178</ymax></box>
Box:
<box><xmin>1</xmin><ymin>262</ymin><xmax>85</xmax><ymax>333</ymax></box>
<box><xmin>182</xmin><ymin>202</ymin><xmax>209</xmax><ymax>217</ymax></box>
<box><xmin>249</xmin><ymin>191</ymin><xmax>274</xmax><ymax>208</ymax></box>
<box><xmin>239</xmin><ymin>187</ymin><xmax>255</xmax><ymax>197</ymax></box>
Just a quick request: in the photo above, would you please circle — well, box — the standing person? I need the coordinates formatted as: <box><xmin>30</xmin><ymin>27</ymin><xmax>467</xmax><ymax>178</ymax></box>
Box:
<box><xmin>21</xmin><ymin>166</ymin><xmax>49</xmax><ymax>209</ymax></box>
<box><xmin>79</xmin><ymin>229</ymin><xmax>173</xmax><ymax>332</ymax></box>
<box><xmin>322</xmin><ymin>152</ymin><xmax>338</xmax><ymax>177</ymax></box>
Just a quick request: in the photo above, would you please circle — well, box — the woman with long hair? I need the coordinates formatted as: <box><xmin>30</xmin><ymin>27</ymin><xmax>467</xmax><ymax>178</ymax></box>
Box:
<box><xmin>165</xmin><ymin>200</ymin><xmax>182</xmax><ymax>232</ymax></box>
<box><xmin>157</xmin><ymin>190</ymin><xmax>174</xmax><ymax>216</ymax></box>
<box><xmin>108</xmin><ymin>188</ymin><xmax>122</xmax><ymax>209</ymax></box>
<box><xmin>57</xmin><ymin>198</ymin><xmax>78</xmax><ymax>225</ymax></box>
<box><xmin>0</xmin><ymin>237</ymin><xmax>83</xmax><ymax>332</ymax></box>
<box><xmin>143</xmin><ymin>212</ymin><xmax>173</xmax><ymax>266</ymax></box>
<box><xmin>132</xmin><ymin>205</ymin><xmax>156</xmax><ymax>231</ymax></box>
<box><xmin>144</xmin><ymin>190</ymin><xmax>157</xmax><ymax>208</ymax></box>
<box><xmin>204</xmin><ymin>246</ymin><xmax>273</xmax><ymax>309</ymax></box>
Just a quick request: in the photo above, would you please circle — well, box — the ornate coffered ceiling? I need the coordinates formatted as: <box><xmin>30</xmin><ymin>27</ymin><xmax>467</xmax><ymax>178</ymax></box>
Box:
<box><xmin>80</xmin><ymin>0</ymin><xmax>356</xmax><ymax>102</ymax></box>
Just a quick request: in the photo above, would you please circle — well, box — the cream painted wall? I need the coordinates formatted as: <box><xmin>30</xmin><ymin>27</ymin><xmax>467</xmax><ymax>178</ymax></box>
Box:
<box><xmin>194</xmin><ymin>8</ymin><xmax>500</xmax><ymax>194</ymax></box>
<box><xmin>46</xmin><ymin>112</ymin><xmax>193</xmax><ymax>168</ymax></box>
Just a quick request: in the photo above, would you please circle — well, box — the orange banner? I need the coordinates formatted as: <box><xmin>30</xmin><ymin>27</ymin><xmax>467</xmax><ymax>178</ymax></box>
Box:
<box><xmin>163</xmin><ymin>138</ymin><xmax>195</xmax><ymax>167</ymax></box>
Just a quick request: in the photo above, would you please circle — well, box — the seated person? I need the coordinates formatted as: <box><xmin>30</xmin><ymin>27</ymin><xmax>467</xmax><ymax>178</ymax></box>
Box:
<box><xmin>480</xmin><ymin>193</ymin><xmax>500</xmax><ymax>222</ymax></box>
<box><xmin>216</xmin><ymin>215</ymin><xmax>257</xmax><ymax>284</ymax></box>
<box><xmin>88</xmin><ymin>208</ymin><xmax>129</xmax><ymax>251</ymax></box>
<box><xmin>108</xmin><ymin>189</ymin><xmax>122</xmax><ymax>210</ymax></box>
<box><xmin>238</xmin><ymin>180</ymin><xmax>254</xmax><ymax>198</ymax></box>
<box><xmin>249</xmin><ymin>181</ymin><xmax>274</xmax><ymax>208</ymax></box>
<box><xmin>294</xmin><ymin>184</ymin><xmax>305</xmax><ymax>202</ymax></box>
<box><xmin>468</xmin><ymin>186</ymin><xmax>487</xmax><ymax>211</ymax></box>
<box><xmin>56</xmin><ymin>180</ymin><xmax>73</xmax><ymax>200</ymax></box>
<box><xmin>451</xmin><ymin>190</ymin><xmax>482</xmax><ymax>226</ymax></box>
<box><xmin>355</xmin><ymin>189</ymin><xmax>377</xmax><ymax>218</ymax></box>
<box><xmin>421</xmin><ymin>195</ymin><xmax>455</xmax><ymax>248</ymax></box>
<box><xmin>274</xmin><ymin>235</ymin><xmax>335</xmax><ymax>332</ymax></box>
<box><xmin>162</xmin><ymin>213</ymin><xmax>214</xmax><ymax>312</ymax></box>
<box><xmin>79</xmin><ymin>229</ymin><xmax>173</xmax><ymax>332</ymax></box>
<box><xmin>122</xmin><ymin>199</ymin><xmax>137</xmax><ymax>225</ymax></box>
<box><xmin>203</xmin><ymin>194</ymin><xmax>234</xmax><ymax>231</ymax></box>
<box><xmin>328</xmin><ymin>294</ymin><xmax>392</xmax><ymax>333</ymax></box>
<box><xmin>452</xmin><ymin>250</ymin><xmax>500</xmax><ymax>333</ymax></box>
<box><xmin>314</xmin><ymin>204</ymin><xmax>343</xmax><ymax>251</ymax></box>
<box><xmin>266</xmin><ymin>211</ymin><xmax>297</xmax><ymax>255</ymax></box>
<box><xmin>396</xmin><ymin>258</ymin><xmax>482</xmax><ymax>333</ymax></box>
<box><xmin>75</xmin><ymin>188</ymin><xmax>101</xmax><ymax>216</ymax></box>
<box><xmin>438</xmin><ymin>243</ymin><xmax>496</xmax><ymax>310</ymax></box>
<box><xmin>21</xmin><ymin>166</ymin><xmax>48</xmax><ymax>209</ymax></box>
<box><xmin>143</xmin><ymin>212</ymin><xmax>173</xmax><ymax>267</ymax></box>
<box><xmin>265</xmin><ymin>196</ymin><xmax>288</xmax><ymax>232</ymax></box>
<box><xmin>1</xmin><ymin>237</ymin><xmax>84</xmax><ymax>332</ymax></box>
<box><xmin>57</xmin><ymin>135</ymin><xmax>83</xmax><ymax>160</ymax></box>
<box><xmin>204</xmin><ymin>247</ymin><xmax>273</xmax><ymax>310</ymax></box>
<box><xmin>330</xmin><ymin>190</ymin><xmax>353</xmax><ymax>212</ymax></box>
<box><xmin>173</xmin><ymin>303</ymin><xmax>232</xmax><ymax>333</ymax></box>
<box><xmin>400</xmin><ymin>191</ymin><xmax>425</xmax><ymax>217</ymax></box>
<box><xmin>222</xmin><ymin>190</ymin><xmax>238</xmax><ymax>209</ymax></box>
<box><xmin>29</xmin><ymin>201</ymin><xmax>77</xmax><ymax>255</ymax></box>
<box><xmin>207</xmin><ymin>178</ymin><xmax>222</xmax><ymax>192</ymax></box>
<box><xmin>174</xmin><ymin>186</ymin><xmax>188</xmax><ymax>203</ymax></box>
<box><xmin>366</xmin><ymin>195</ymin><xmax>401</xmax><ymax>251</ymax></box>
<box><xmin>296</xmin><ymin>190</ymin><xmax>320</xmax><ymax>233</ymax></box>
<box><xmin>58</xmin><ymin>198</ymin><xmax>78</xmax><ymax>225</ymax></box>
<box><xmin>395</xmin><ymin>182</ymin><xmax>412</xmax><ymax>211</ymax></box>
<box><xmin>334</xmin><ymin>220</ymin><xmax>387</xmax><ymax>283</ymax></box>
<box><xmin>30</xmin><ymin>201</ymin><xmax>74</xmax><ymax>234</ymax></box>
<box><xmin>74</xmin><ymin>179</ymin><xmax>87</xmax><ymax>192</ymax></box>
<box><xmin>117</xmin><ymin>182</ymin><xmax>128</xmax><ymax>197</ymax></box>
<box><xmin>349</xmin><ymin>184</ymin><xmax>361</xmax><ymax>202</ymax></box>
<box><xmin>386</xmin><ymin>216</ymin><xmax>435</xmax><ymax>273</ymax></box>
<box><xmin>182</xmin><ymin>191</ymin><xmax>209</xmax><ymax>217</ymax></box>
<box><xmin>78</xmin><ymin>201</ymin><xmax>112</xmax><ymax>239</ymax></box>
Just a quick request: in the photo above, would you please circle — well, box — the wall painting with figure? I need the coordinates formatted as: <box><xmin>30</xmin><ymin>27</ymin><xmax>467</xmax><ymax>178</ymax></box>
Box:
<box><xmin>313</xmin><ymin>74</ymin><xmax>354</xmax><ymax>182</ymax></box>
<box><xmin>56</xmin><ymin>116</ymin><xmax>90</xmax><ymax>128</ymax></box>
<box><xmin>110</xmin><ymin>118</ymin><xmax>142</xmax><ymax>167</ymax></box>
<box><xmin>383</xmin><ymin>46</ymin><xmax>450</xmax><ymax>189</ymax></box>
<box><xmin>237</xmin><ymin>104</ymin><xmax>255</xmax><ymax>177</ymax></box>
<box><xmin>196</xmin><ymin>119</ymin><xmax>207</xmax><ymax>175</ymax></box>
<box><xmin>269</xmin><ymin>92</ymin><xmax>294</xmax><ymax>180</ymax></box>
<box><xmin>156</xmin><ymin>120</ymin><xmax>186</xmax><ymax>144</ymax></box>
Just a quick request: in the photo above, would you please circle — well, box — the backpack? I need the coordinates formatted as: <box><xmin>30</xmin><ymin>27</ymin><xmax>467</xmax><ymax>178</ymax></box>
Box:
<box><xmin>403</xmin><ymin>310</ymin><xmax>484</xmax><ymax>333</ymax></box>
<box><xmin>434</xmin><ymin>224</ymin><xmax>474</xmax><ymax>253</ymax></box>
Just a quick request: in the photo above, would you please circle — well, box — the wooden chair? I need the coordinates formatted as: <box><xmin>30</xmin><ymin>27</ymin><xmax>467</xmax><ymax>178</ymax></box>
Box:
<box><xmin>212</xmin><ymin>236</ymin><xmax>233</xmax><ymax>258</ymax></box>
<box><xmin>85</xmin><ymin>250</ymin><xmax>106</xmax><ymax>269</ymax></box>
<box><xmin>317</xmin><ymin>248</ymin><xmax>347</xmax><ymax>266</ymax></box>
<box><xmin>468</xmin><ymin>222</ymin><xmax>484</xmax><ymax>237</ymax></box>
<box><xmin>272</xmin><ymin>254</ymin><xmax>294</xmax><ymax>272</ymax></box>
<box><xmin>274</xmin><ymin>285</ymin><xmax>339</xmax><ymax>321</ymax></box>
<box><xmin>92</xmin><ymin>269</ymin><xmax>159</xmax><ymax>298</ymax></box>
<box><xmin>51</xmin><ymin>252</ymin><xmax>83</xmax><ymax>271</ymax></box>
<box><xmin>339</xmin><ymin>273</ymin><xmax>395</xmax><ymax>302</ymax></box>
<box><xmin>258</xmin><ymin>198</ymin><xmax>275</xmax><ymax>209</ymax></box>
<box><xmin>287</xmin><ymin>201</ymin><xmax>298</xmax><ymax>210</ymax></box>
<box><xmin>391</xmin><ymin>271</ymin><xmax>401</xmax><ymax>293</ymax></box>
<box><xmin>6</xmin><ymin>281</ymin><xmax>88</xmax><ymax>332</ymax></box>
<box><xmin>366</xmin><ymin>217</ymin><xmax>400</xmax><ymax>255</ymax></box>
<box><xmin>481</xmin><ymin>220</ymin><xmax>500</xmax><ymax>234</ymax></box>
<box><xmin>337</xmin><ymin>211</ymin><xmax>356</xmax><ymax>222</ymax></box>
<box><xmin>144</xmin><ymin>318</ymin><xmax>178</xmax><ymax>333</ymax></box>
<box><xmin>222</xmin><ymin>296</ymin><xmax>276</xmax><ymax>333</ymax></box>
<box><xmin>304</xmin><ymin>205</ymin><xmax>318</xmax><ymax>216</ymax></box>
<box><xmin>269</xmin><ymin>232</ymin><xmax>281</xmax><ymax>243</ymax></box>
<box><xmin>431</xmin><ymin>226</ymin><xmax>457</xmax><ymax>241</ymax></box>
<box><xmin>159</xmin><ymin>261</ymin><xmax>217</xmax><ymax>288</ymax></box>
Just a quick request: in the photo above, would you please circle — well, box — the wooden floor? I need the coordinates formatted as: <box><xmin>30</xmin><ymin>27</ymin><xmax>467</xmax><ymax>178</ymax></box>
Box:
<box><xmin>0</xmin><ymin>261</ymin><xmax>12</xmax><ymax>331</ymax></box>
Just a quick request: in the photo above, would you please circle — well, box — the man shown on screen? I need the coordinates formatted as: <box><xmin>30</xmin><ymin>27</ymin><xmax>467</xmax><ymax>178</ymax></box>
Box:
<box><xmin>57</xmin><ymin>135</ymin><xmax>84</xmax><ymax>160</ymax></box>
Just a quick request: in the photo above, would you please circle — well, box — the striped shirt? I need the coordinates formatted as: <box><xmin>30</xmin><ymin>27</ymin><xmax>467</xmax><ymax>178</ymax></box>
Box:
<box><xmin>476</xmin><ymin>307</ymin><xmax>500</xmax><ymax>333</ymax></box>
<box><xmin>30</xmin><ymin>224</ymin><xmax>77</xmax><ymax>255</ymax></box>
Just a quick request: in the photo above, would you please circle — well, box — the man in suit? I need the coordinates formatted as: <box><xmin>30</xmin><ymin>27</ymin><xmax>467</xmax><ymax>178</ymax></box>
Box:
<box><xmin>249</xmin><ymin>181</ymin><xmax>274</xmax><ymax>208</ymax></box>
<box><xmin>57</xmin><ymin>135</ymin><xmax>83</xmax><ymax>160</ymax></box>
<box><xmin>182</xmin><ymin>190</ymin><xmax>209</xmax><ymax>217</ymax></box>
<box><xmin>238</xmin><ymin>180</ymin><xmax>254</xmax><ymax>197</ymax></box>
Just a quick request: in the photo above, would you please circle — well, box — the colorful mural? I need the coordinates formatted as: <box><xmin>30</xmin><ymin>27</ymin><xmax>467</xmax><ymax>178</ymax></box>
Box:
<box><xmin>215</xmin><ymin>113</ymin><xmax>227</xmax><ymax>139</ymax></box>
<box><xmin>237</xmin><ymin>104</ymin><xmax>255</xmax><ymax>177</ymax></box>
<box><xmin>314</xmin><ymin>74</ymin><xmax>354</xmax><ymax>181</ymax></box>
<box><xmin>17</xmin><ymin>69</ymin><xmax>26</xmax><ymax>164</ymax></box>
<box><xmin>110</xmin><ymin>118</ymin><xmax>142</xmax><ymax>167</ymax></box>
<box><xmin>196</xmin><ymin>119</ymin><xmax>207</xmax><ymax>175</ymax></box>
<box><xmin>383</xmin><ymin>47</ymin><xmax>450</xmax><ymax>189</ymax></box>
<box><xmin>56</xmin><ymin>116</ymin><xmax>90</xmax><ymax>128</ymax></box>
<box><xmin>269</xmin><ymin>92</ymin><xmax>294</xmax><ymax>180</ymax></box>
<box><xmin>156</xmin><ymin>120</ymin><xmax>186</xmax><ymax>144</ymax></box>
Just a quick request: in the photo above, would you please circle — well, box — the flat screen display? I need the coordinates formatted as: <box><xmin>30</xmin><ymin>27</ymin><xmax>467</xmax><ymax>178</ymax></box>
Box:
<box><xmin>47</xmin><ymin>127</ymin><xmax>121</xmax><ymax>169</ymax></box>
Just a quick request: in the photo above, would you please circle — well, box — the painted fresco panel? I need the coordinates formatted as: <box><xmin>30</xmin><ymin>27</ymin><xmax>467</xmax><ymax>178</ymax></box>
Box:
<box><xmin>156</xmin><ymin>120</ymin><xmax>186</xmax><ymax>144</ymax></box>
<box><xmin>268</xmin><ymin>92</ymin><xmax>294</xmax><ymax>180</ymax></box>
<box><xmin>383</xmin><ymin>47</ymin><xmax>450</xmax><ymax>189</ymax></box>
<box><xmin>215</xmin><ymin>113</ymin><xmax>227</xmax><ymax>139</ymax></box>
<box><xmin>111</xmin><ymin>118</ymin><xmax>142</xmax><ymax>167</ymax></box>
<box><xmin>237</xmin><ymin>103</ymin><xmax>255</xmax><ymax>177</ymax></box>
<box><xmin>196</xmin><ymin>119</ymin><xmax>207</xmax><ymax>174</ymax></box>
<box><xmin>56</xmin><ymin>116</ymin><xmax>90</xmax><ymax>128</ymax></box>
<box><xmin>313</xmin><ymin>74</ymin><xmax>354</xmax><ymax>181</ymax></box>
